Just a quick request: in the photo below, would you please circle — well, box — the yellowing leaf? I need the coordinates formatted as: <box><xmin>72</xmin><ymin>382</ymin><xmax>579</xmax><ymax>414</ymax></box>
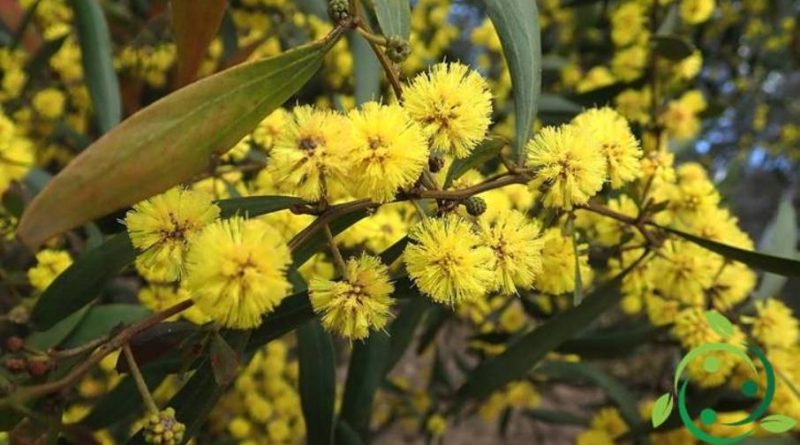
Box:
<box><xmin>17</xmin><ymin>35</ymin><xmax>340</xmax><ymax>248</ymax></box>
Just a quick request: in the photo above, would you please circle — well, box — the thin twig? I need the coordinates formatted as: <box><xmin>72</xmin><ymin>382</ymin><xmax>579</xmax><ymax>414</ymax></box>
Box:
<box><xmin>323</xmin><ymin>224</ymin><xmax>349</xmax><ymax>279</ymax></box>
<box><xmin>124</xmin><ymin>344</ymin><xmax>159</xmax><ymax>413</ymax></box>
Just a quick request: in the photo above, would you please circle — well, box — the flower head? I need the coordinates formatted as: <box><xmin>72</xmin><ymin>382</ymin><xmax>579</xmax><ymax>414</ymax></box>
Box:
<box><xmin>347</xmin><ymin>102</ymin><xmax>428</xmax><ymax>202</ymax></box>
<box><xmin>479</xmin><ymin>210</ymin><xmax>543</xmax><ymax>294</ymax></box>
<box><xmin>571</xmin><ymin>107</ymin><xmax>642</xmax><ymax>188</ymax></box>
<box><xmin>268</xmin><ymin>106</ymin><xmax>352</xmax><ymax>201</ymax></box>
<box><xmin>403</xmin><ymin>62</ymin><xmax>492</xmax><ymax>158</ymax></box>
<box><xmin>525</xmin><ymin>125</ymin><xmax>607</xmax><ymax>209</ymax></box>
<box><xmin>534</xmin><ymin>227</ymin><xmax>592</xmax><ymax>295</ymax></box>
<box><xmin>309</xmin><ymin>255</ymin><xmax>394</xmax><ymax>340</ymax></box>
<box><xmin>28</xmin><ymin>249</ymin><xmax>72</xmax><ymax>292</ymax></box>
<box><xmin>742</xmin><ymin>299</ymin><xmax>799</xmax><ymax>349</ymax></box>
<box><xmin>142</xmin><ymin>408</ymin><xmax>185</xmax><ymax>445</ymax></box>
<box><xmin>125</xmin><ymin>188</ymin><xmax>220</xmax><ymax>282</ymax></box>
<box><xmin>404</xmin><ymin>214</ymin><xmax>495</xmax><ymax>305</ymax></box>
<box><xmin>183</xmin><ymin>216</ymin><xmax>292</xmax><ymax>329</ymax></box>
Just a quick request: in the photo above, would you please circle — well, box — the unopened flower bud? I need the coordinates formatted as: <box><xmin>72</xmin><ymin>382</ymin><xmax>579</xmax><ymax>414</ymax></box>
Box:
<box><xmin>143</xmin><ymin>408</ymin><xmax>186</xmax><ymax>445</ymax></box>
<box><xmin>385</xmin><ymin>36</ymin><xmax>411</xmax><ymax>63</ymax></box>
<box><xmin>327</xmin><ymin>0</ymin><xmax>350</xmax><ymax>23</ymax></box>
<box><xmin>463</xmin><ymin>196</ymin><xmax>487</xmax><ymax>216</ymax></box>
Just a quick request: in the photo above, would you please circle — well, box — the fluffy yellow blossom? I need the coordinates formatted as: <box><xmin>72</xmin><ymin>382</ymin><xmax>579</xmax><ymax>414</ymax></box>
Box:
<box><xmin>426</xmin><ymin>414</ymin><xmax>447</xmax><ymax>437</ymax></box>
<box><xmin>576</xmin><ymin>429</ymin><xmax>615</xmax><ymax>445</ymax></box>
<box><xmin>742</xmin><ymin>299</ymin><xmax>799</xmax><ymax>349</ymax></box>
<box><xmin>590</xmin><ymin>407</ymin><xmax>629</xmax><ymax>440</ymax></box>
<box><xmin>28</xmin><ymin>249</ymin><xmax>72</xmax><ymax>292</ymax></box>
<box><xmin>404</xmin><ymin>214</ymin><xmax>495</xmax><ymax>305</ymax></box>
<box><xmin>479</xmin><ymin>210</ymin><xmax>543</xmax><ymax>294</ymax></box>
<box><xmin>252</xmin><ymin>108</ymin><xmax>288</xmax><ymax>152</ymax></box>
<box><xmin>125</xmin><ymin>188</ymin><xmax>220</xmax><ymax>282</ymax></box>
<box><xmin>309</xmin><ymin>255</ymin><xmax>394</xmax><ymax>340</ymax></box>
<box><xmin>0</xmin><ymin>113</ymin><xmax>34</xmax><ymax>194</ymax></box>
<box><xmin>526</xmin><ymin>125</ymin><xmax>607</xmax><ymax>209</ymax></box>
<box><xmin>610</xmin><ymin>2</ymin><xmax>646</xmax><ymax>47</ymax></box>
<box><xmin>347</xmin><ymin>102</ymin><xmax>428</xmax><ymax>202</ymax></box>
<box><xmin>681</xmin><ymin>0</ymin><xmax>715</xmax><ymax>25</ymax></box>
<box><xmin>611</xmin><ymin>45</ymin><xmax>648</xmax><ymax>82</ymax></box>
<box><xmin>32</xmin><ymin>88</ymin><xmax>66</xmax><ymax>119</ymax></box>
<box><xmin>571</xmin><ymin>107</ymin><xmax>642</xmax><ymax>188</ymax></box>
<box><xmin>403</xmin><ymin>62</ymin><xmax>492</xmax><ymax>158</ymax></box>
<box><xmin>534</xmin><ymin>228</ymin><xmax>592</xmax><ymax>295</ymax></box>
<box><xmin>138</xmin><ymin>285</ymin><xmax>210</xmax><ymax>325</ymax></box>
<box><xmin>268</xmin><ymin>106</ymin><xmax>352</xmax><ymax>201</ymax></box>
<box><xmin>650</xmin><ymin>240</ymin><xmax>721</xmax><ymax>305</ymax></box>
<box><xmin>183</xmin><ymin>217</ymin><xmax>292</xmax><ymax>329</ymax></box>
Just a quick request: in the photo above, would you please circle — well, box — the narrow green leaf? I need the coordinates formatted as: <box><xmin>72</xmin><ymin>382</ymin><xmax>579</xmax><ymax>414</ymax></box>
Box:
<box><xmin>662</xmin><ymin>225</ymin><xmax>800</xmax><ymax>277</ymax></box>
<box><xmin>651</xmin><ymin>35</ymin><xmax>695</xmax><ymax>61</ymax></box>
<box><xmin>755</xmin><ymin>197</ymin><xmax>798</xmax><ymax>299</ymax></box>
<box><xmin>340</xmin><ymin>331</ymin><xmax>391</xmax><ymax>440</ymax></box>
<box><xmin>539</xmin><ymin>361</ymin><xmax>642</xmax><ymax>431</ymax></box>
<box><xmin>209</xmin><ymin>333</ymin><xmax>239</xmax><ymax>386</ymax></box>
<box><xmin>31</xmin><ymin>234</ymin><xmax>136</xmax><ymax>330</ymax></box>
<box><xmin>17</xmin><ymin>34</ymin><xmax>341</xmax><ymax>248</ymax></box>
<box><xmin>760</xmin><ymin>414</ymin><xmax>797</xmax><ymax>434</ymax></box>
<box><xmin>247</xmin><ymin>292</ymin><xmax>316</xmax><ymax>352</ymax></box>
<box><xmin>455</xmin><ymin>265</ymin><xmax>636</xmax><ymax>403</ymax></box>
<box><xmin>558</xmin><ymin>323</ymin><xmax>666</xmax><ymax>358</ymax></box>
<box><xmin>335</xmin><ymin>419</ymin><xmax>366</xmax><ymax>445</ymax></box>
<box><xmin>444</xmin><ymin>138</ymin><xmax>505</xmax><ymax>188</ymax></box>
<box><xmin>481</xmin><ymin>0</ymin><xmax>541</xmax><ymax>161</ymax></box>
<box><xmin>373</xmin><ymin>0</ymin><xmax>411</xmax><ymax>40</ymax></box>
<box><xmin>351</xmin><ymin>32</ymin><xmax>381</xmax><ymax>105</ymax></box>
<box><xmin>569</xmin><ymin>217</ymin><xmax>583</xmax><ymax>306</ymax></box>
<box><xmin>72</xmin><ymin>0</ymin><xmax>121</xmax><ymax>134</ymax></box>
<box><xmin>651</xmin><ymin>393</ymin><xmax>674</xmax><ymax>428</ymax></box>
<box><xmin>171</xmin><ymin>0</ymin><xmax>227</xmax><ymax>87</ymax></box>
<box><xmin>11</xmin><ymin>0</ymin><xmax>41</xmax><ymax>49</ymax></box>
<box><xmin>25</xmin><ymin>306</ymin><xmax>90</xmax><ymax>351</ymax></box>
<box><xmin>525</xmin><ymin>409</ymin><xmax>587</xmax><ymax>426</ymax></box>
<box><xmin>62</xmin><ymin>304</ymin><xmax>151</xmax><ymax>348</ymax></box>
<box><xmin>217</xmin><ymin>195</ymin><xmax>305</xmax><ymax>218</ymax></box>
<box><xmin>297</xmin><ymin>319</ymin><xmax>336</xmax><ymax>445</ymax></box>
<box><xmin>704</xmin><ymin>310</ymin><xmax>735</xmax><ymax>340</ymax></box>
<box><xmin>384</xmin><ymin>293</ymin><xmax>432</xmax><ymax>375</ymax></box>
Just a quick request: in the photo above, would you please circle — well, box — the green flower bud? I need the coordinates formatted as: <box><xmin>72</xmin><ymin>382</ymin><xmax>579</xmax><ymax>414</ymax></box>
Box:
<box><xmin>463</xmin><ymin>196</ymin><xmax>487</xmax><ymax>217</ymax></box>
<box><xmin>328</xmin><ymin>0</ymin><xmax>350</xmax><ymax>23</ymax></box>
<box><xmin>385</xmin><ymin>36</ymin><xmax>411</xmax><ymax>63</ymax></box>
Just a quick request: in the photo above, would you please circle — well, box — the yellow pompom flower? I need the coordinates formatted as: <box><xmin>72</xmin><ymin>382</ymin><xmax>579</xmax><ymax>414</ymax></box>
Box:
<box><xmin>403</xmin><ymin>62</ymin><xmax>492</xmax><ymax>158</ymax></box>
<box><xmin>571</xmin><ymin>107</ymin><xmax>641</xmax><ymax>188</ymax></box>
<box><xmin>125</xmin><ymin>188</ymin><xmax>220</xmax><ymax>282</ymax></box>
<box><xmin>251</xmin><ymin>108</ymin><xmax>288</xmax><ymax>152</ymax></box>
<box><xmin>590</xmin><ymin>407</ymin><xmax>629</xmax><ymax>440</ymax></box>
<box><xmin>681</xmin><ymin>0</ymin><xmax>715</xmax><ymax>25</ymax></box>
<box><xmin>479</xmin><ymin>210</ymin><xmax>543</xmax><ymax>294</ymax></box>
<box><xmin>404</xmin><ymin>214</ymin><xmax>495</xmax><ymax>305</ymax></box>
<box><xmin>534</xmin><ymin>227</ymin><xmax>592</xmax><ymax>295</ymax></box>
<box><xmin>32</xmin><ymin>88</ymin><xmax>66</xmax><ymax>119</ymax></box>
<box><xmin>309</xmin><ymin>255</ymin><xmax>394</xmax><ymax>340</ymax></box>
<box><xmin>27</xmin><ymin>249</ymin><xmax>72</xmax><ymax>292</ymax></box>
<box><xmin>742</xmin><ymin>299</ymin><xmax>799</xmax><ymax>349</ymax></box>
<box><xmin>526</xmin><ymin>125</ymin><xmax>607</xmax><ymax>209</ymax></box>
<box><xmin>268</xmin><ymin>106</ymin><xmax>351</xmax><ymax>201</ymax></box>
<box><xmin>347</xmin><ymin>102</ymin><xmax>428</xmax><ymax>202</ymax></box>
<box><xmin>183</xmin><ymin>217</ymin><xmax>292</xmax><ymax>329</ymax></box>
<box><xmin>138</xmin><ymin>285</ymin><xmax>210</xmax><ymax>325</ymax></box>
<box><xmin>650</xmin><ymin>240</ymin><xmax>721</xmax><ymax>305</ymax></box>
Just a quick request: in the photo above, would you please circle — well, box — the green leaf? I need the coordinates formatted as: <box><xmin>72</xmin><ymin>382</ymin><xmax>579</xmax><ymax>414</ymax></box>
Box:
<box><xmin>444</xmin><ymin>138</ymin><xmax>505</xmax><ymax>188</ymax></box>
<box><xmin>171</xmin><ymin>0</ymin><xmax>227</xmax><ymax>87</ymax></box>
<box><xmin>247</xmin><ymin>292</ymin><xmax>316</xmax><ymax>352</ymax></box>
<box><xmin>297</xmin><ymin>319</ymin><xmax>336</xmax><ymax>445</ymax></box>
<box><xmin>704</xmin><ymin>310</ymin><xmax>735</xmax><ymax>340</ymax></box>
<box><xmin>539</xmin><ymin>361</ymin><xmax>642</xmax><ymax>431</ymax></box>
<box><xmin>662</xmin><ymin>225</ymin><xmax>800</xmax><ymax>277</ymax></box>
<box><xmin>295</xmin><ymin>0</ymin><xmax>328</xmax><ymax>18</ymax></box>
<box><xmin>372</xmin><ymin>0</ymin><xmax>411</xmax><ymax>40</ymax></box>
<box><xmin>217</xmin><ymin>195</ymin><xmax>305</xmax><ymax>218</ymax></box>
<box><xmin>351</xmin><ymin>32</ymin><xmax>381</xmax><ymax>105</ymax></box>
<box><xmin>31</xmin><ymin>234</ymin><xmax>136</xmax><ymax>330</ymax></box>
<box><xmin>62</xmin><ymin>304</ymin><xmax>151</xmax><ymax>348</ymax></box>
<box><xmin>651</xmin><ymin>392</ymin><xmax>674</xmax><ymax>428</ymax></box>
<box><xmin>569</xmin><ymin>217</ymin><xmax>583</xmax><ymax>306</ymax></box>
<box><xmin>525</xmin><ymin>409</ymin><xmax>587</xmax><ymax>426</ymax></box>
<box><xmin>651</xmin><ymin>35</ymin><xmax>695</xmax><ymax>61</ymax></box>
<box><xmin>25</xmin><ymin>306</ymin><xmax>90</xmax><ymax>351</ymax></box>
<box><xmin>17</xmin><ymin>35</ymin><xmax>341</xmax><ymax>248</ymax></box>
<box><xmin>339</xmin><ymin>331</ymin><xmax>391</xmax><ymax>440</ymax></box>
<box><xmin>335</xmin><ymin>419</ymin><xmax>366</xmax><ymax>445</ymax></box>
<box><xmin>455</xmin><ymin>266</ymin><xmax>635</xmax><ymax>403</ymax></box>
<box><xmin>759</xmin><ymin>414</ymin><xmax>797</xmax><ymax>434</ymax></box>
<box><xmin>209</xmin><ymin>332</ymin><xmax>240</xmax><ymax>386</ymax></box>
<box><xmin>384</xmin><ymin>292</ymin><xmax>432</xmax><ymax>375</ymax></box>
<box><xmin>71</xmin><ymin>0</ymin><xmax>121</xmax><ymax>134</ymax></box>
<box><xmin>755</xmin><ymin>197</ymin><xmax>798</xmax><ymax>299</ymax></box>
<box><xmin>558</xmin><ymin>323</ymin><xmax>666</xmax><ymax>358</ymax></box>
<box><xmin>481</xmin><ymin>0</ymin><xmax>541</xmax><ymax>161</ymax></box>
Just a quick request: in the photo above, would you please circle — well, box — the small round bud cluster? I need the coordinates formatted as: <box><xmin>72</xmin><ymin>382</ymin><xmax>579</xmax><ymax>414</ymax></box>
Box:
<box><xmin>143</xmin><ymin>408</ymin><xmax>186</xmax><ymax>445</ymax></box>
<box><xmin>428</xmin><ymin>155</ymin><xmax>445</xmax><ymax>173</ymax></box>
<box><xmin>4</xmin><ymin>336</ymin><xmax>23</xmax><ymax>352</ymax></box>
<box><xmin>385</xmin><ymin>36</ymin><xmax>411</xmax><ymax>63</ymax></box>
<box><xmin>463</xmin><ymin>196</ymin><xmax>487</xmax><ymax>216</ymax></box>
<box><xmin>327</xmin><ymin>0</ymin><xmax>350</xmax><ymax>23</ymax></box>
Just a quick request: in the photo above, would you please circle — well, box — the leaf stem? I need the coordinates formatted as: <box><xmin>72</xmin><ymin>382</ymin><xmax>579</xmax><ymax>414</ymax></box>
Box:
<box><xmin>324</xmin><ymin>223</ymin><xmax>349</xmax><ymax>280</ymax></box>
<box><xmin>124</xmin><ymin>343</ymin><xmax>159</xmax><ymax>414</ymax></box>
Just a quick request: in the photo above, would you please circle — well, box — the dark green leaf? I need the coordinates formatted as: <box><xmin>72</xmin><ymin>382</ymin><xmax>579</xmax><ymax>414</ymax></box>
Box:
<box><xmin>525</xmin><ymin>409</ymin><xmax>587</xmax><ymax>425</ymax></box>
<box><xmin>11</xmin><ymin>0</ymin><xmax>41</xmax><ymax>48</ymax></box>
<box><xmin>482</xmin><ymin>0</ymin><xmax>541</xmax><ymax>161</ymax></box>
<box><xmin>444</xmin><ymin>138</ymin><xmax>505</xmax><ymax>188</ymax></box>
<box><xmin>373</xmin><ymin>0</ymin><xmax>410</xmax><ymax>40</ymax></box>
<box><xmin>455</xmin><ymin>266</ymin><xmax>635</xmax><ymax>403</ymax></box>
<box><xmin>651</xmin><ymin>35</ymin><xmax>695</xmax><ymax>61</ymax></box>
<box><xmin>704</xmin><ymin>310</ymin><xmax>735</xmax><ymax>340</ymax></box>
<box><xmin>217</xmin><ymin>195</ymin><xmax>305</xmax><ymax>218</ymax></box>
<box><xmin>24</xmin><ymin>34</ymin><xmax>67</xmax><ymax>81</ymax></box>
<box><xmin>340</xmin><ymin>331</ymin><xmax>390</xmax><ymax>440</ymax></box>
<box><xmin>209</xmin><ymin>332</ymin><xmax>239</xmax><ymax>386</ymax></box>
<box><xmin>384</xmin><ymin>292</ymin><xmax>431</xmax><ymax>375</ymax></box>
<box><xmin>651</xmin><ymin>393</ymin><xmax>673</xmax><ymax>428</ymax></box>
<box><xmin>115</xmin><ymin>322</ymin><xmax>198</xmax><ymax>373</ymax></box>
<box><xmin>558</xmin><ymin>324</ymin><xmax>666</xmax><ymax>358</ymax></box>
<box><xmin>539</xmin><ymin>361</ymin><xmax>641</xmax><ymax>431</ymax></box>
<box><xmin>247</xmin><ymin>292</ymin><xmax>315</xmax><ymax>352</ymax></box>
<box><xmin>31</xmin><ymin>234</ymin><xmax>136</xmax><ymax>330</ymax></box>
<box><xmin>297</xmin><ymin>319</ymin><xmax>336</xmax><ymax>445</ymax></box>
<box><xmin>662</xmin><ymin>226</ymin><xmax>800</xmax><ymax>276</ymax></box>
<box><xmin>760</xmin><ymin>414</ymin><xmax>797</xmax><ymax>434</ymax></box>
<box><xmin>71</xmin><ymin>0</ymin><xmax>121</xmax><ymax>133</ymax></box>
<box><xmin>62</xmin><ymin>304</ymin><xmax>151</xmax><ymax>348</ymax></box>
<box><xmin>25</xmin><ymin>306</ymin><xmax>90</xmax><ymax>351</ymax></box>
<box><xmin>335</xmin><ymin>419</ymin><xmax>366</xmax><ymax>445</ymax></box>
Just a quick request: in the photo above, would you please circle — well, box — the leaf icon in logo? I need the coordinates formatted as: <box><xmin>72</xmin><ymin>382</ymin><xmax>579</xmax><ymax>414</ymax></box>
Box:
<box><xmin>704</xmin><ymin>310</ymin><xmax>735</xmax><ymax>339</ymax></box>
<box><xmin>759</xmin><ymin>414</ymin><xmax>797</xmax><ymax>433</ymax></box>
<box><xmin>651</xmin><ymin>392</ymin><xmax>673</xmax><ymax>428</ymax></box>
